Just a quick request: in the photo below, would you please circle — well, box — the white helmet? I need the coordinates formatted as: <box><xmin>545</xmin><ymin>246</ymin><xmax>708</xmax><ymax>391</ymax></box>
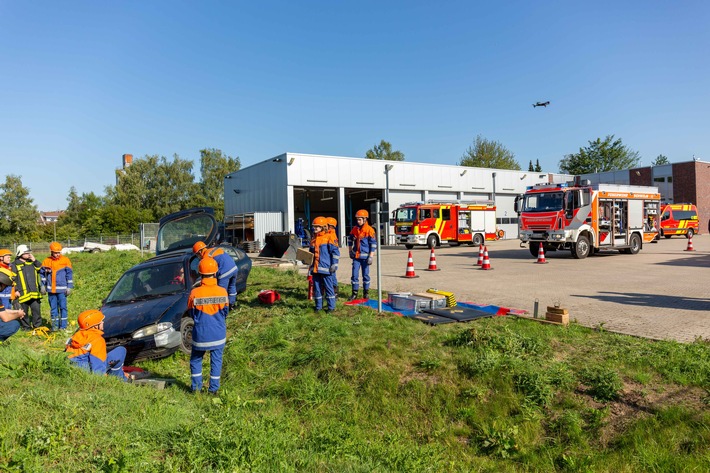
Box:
<box><xmin>16</xmin><ymin>244</ymin><xmax>30</xmax><ymax>257</ymax></box>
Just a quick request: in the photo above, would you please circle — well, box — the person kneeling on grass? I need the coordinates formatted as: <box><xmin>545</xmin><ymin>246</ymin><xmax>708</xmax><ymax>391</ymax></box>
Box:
<box><xmin>65</xmin><ymin>309</ymin><xmax>128</xmax><ymax>381</ymax></box>
<box><xmin>0</xmin><ymin>272</ymin><xmax>25</xmax><ymax>342</ymax></box>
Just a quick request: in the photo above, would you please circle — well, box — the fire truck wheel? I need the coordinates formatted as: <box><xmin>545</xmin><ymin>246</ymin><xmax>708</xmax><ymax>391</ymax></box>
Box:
<box><xmin>427</xmin><ymin>234</ymin><xmax>439</xmax><ymax>249</ymax></box>
<box><xmin>628</xmin><ymin>234</ymin><xmax>641</xmax><ymax>254</ymax></box>
<box><xmin>472</xmin><ymin>233</ymin><xmax>484</xmax><ymax>247</ymax></box>
<box><xmin>686</xmin><ymin>228</ymin><xmax>694</xmax><ymax>239</ymax></box>
<box><xmin>664</xmin><ymin>235</ymin><xmax>672</xmax><ymax>239</ymax></box>
<box><xmin>529</xmin><ymin>245</ymin><xmax>539</xmax><ymax>258</ymax></box>
<box><xmin>405</xmin><ymin>244</ymin><xmax>414</xmax><ymax>250</ymax></box>
<box><xmin>572</xmin><ymin>236</ymin><xmax>590</xmax><ymax>259</ymax></box>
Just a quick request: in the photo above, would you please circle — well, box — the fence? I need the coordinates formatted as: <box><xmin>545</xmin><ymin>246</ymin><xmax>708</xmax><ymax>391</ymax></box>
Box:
<box><xmin>0</xmin><ymin>224</ymin><xmax>160</xmax><ymax>255</ymax></box>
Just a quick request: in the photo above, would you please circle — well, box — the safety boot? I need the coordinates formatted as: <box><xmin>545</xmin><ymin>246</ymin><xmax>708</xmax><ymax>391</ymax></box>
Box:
<box><xmin>348</xmin><ymin>290</ymin><xmax>359</xmax><ymax>301</ymax></box>
<box><xmin>363</xmin><ymin>289</ymin><xmax>369</xmax><ymax>300</ymax></box>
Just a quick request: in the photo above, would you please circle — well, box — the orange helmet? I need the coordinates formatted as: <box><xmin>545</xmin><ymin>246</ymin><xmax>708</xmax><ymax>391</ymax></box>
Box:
<box><xmin>312</xmin><ymin>216</ymin><xmax>327</xmax><ymax>227</ymax></box>
<box><xmin>49</xmin><ymin>242</ymin><xmax>62</xmax><ymax>253</ymax></box>
<box><xmin>0</xmin><ymin>248</ymin><xmax>11</xmax><ymax>258</ymax></box>
<box><xmin>326</xmin><ymin>217</ymin><xmax>337</xmax><ymax>228</ymax></box>
<box><xmin>355</xmin><ymin>209</ymin><xmax>369</xmax><ymax>218</ymax></box>
<box><xmin>192</xmin><ymin>241</ymin><xmax>207</xmax><ymax>255</ymax></box>
<box><xmin>198</xmin><ymin>257</ymin><xmax>219</xmax><ymax>276</ymax></box>
<box><xmin>78</xmin><ymin>309</ymin><xmax>105</xmax><ymax>329</ymax></box>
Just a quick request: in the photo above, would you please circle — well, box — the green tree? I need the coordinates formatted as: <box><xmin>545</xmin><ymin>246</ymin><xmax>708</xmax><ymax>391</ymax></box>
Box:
<box><xmin>559</xmin><ymin>135</ymin><xmax>640</xmax><ymax>175</ymax></box>
<box><xmin>194</xmin><ymin>148</ymin><xmax>241</xmax><ymax>221</ymax></box>
<box><xmin>652</xmin><ymin>154</ymin><xmax>670</xmax><ymax>166</ymax></box>
<box><xmin>61</xmin><ymin>187</ymin><xmax>105</xmax><ymax>236</ymax></box>
<box><xmin>528</xmin><ymin>160</ymin><xmax>534</xmax><ymax>172</ymax></box>
<box><xmin>365</xmin><ymin>140</ymin><xmax>405</xmax><ymax>161</ymax></box>
<box><xmin>535</xmin><ymin>159</ymin><xmax>542</xmax><ymax>172</ymax></box>
<box><xmin>107</xmin><ymin>154</ymin><xmax>197</xmax><ymax>221</ymax></box>
<box><xmin>459</xmin><ymin>135</ymin><xmax>520</xmax><ymax>170</ymax></box>
<box><xmin>0</xmin><ymin>174</ymin><xmax>40</xmax><ymax>239</ymax></box>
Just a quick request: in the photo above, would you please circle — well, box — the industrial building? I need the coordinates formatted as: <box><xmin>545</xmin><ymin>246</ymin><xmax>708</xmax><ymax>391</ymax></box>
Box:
<box><xmin>223</xmin><ymin>153</ymin><xmax>571</xmax><ymax>245</ymax></box>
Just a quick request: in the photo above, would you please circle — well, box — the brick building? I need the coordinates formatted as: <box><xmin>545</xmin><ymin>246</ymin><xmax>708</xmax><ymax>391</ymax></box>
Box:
<box><xmin>583</xmin><ymin>159</ymin><xmax>710</xmax><ymax>234</ymax></box>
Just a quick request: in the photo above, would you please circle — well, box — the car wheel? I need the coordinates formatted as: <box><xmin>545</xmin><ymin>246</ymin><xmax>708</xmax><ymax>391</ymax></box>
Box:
<box><xmin>472</xmin><ymin>233</ymin><xmax>484</xmax><ymax>247</ymax></box>
<box><xmin>664</xmin><ymin>235</ymin><xmax>672</xmax><ymax>239</ymax></box>
<box><xmin>179</xmin><ymin>317</ymin><xmax>194</xmax><ymax>355</ymax></box>
<box><xmin>572</xmin><ymin>235</ymin><xmax>590</xmax><ymax>259</ymax></box>
<box><xmin>628</xmin><ymin>233</ymin><xmax>641</xmax><ymax>254</ymax></box>
<box><xmin>686</xmin><ymin>228</ymin><xmax>694</xmax><ymax>239</ymax></box>
<box><xmin>427</xmin><ymin>234</ymin><xmax>438</xmax><ymax>249</ymax></box>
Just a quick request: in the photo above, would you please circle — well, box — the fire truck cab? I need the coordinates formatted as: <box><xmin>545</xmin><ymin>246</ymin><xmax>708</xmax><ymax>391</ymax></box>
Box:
<box><xmin>515</xmin><ymin>179</ymin><xmax>661</xmax><ymax>259</ymax></box>
<box><xmin>394</xmin><ymin>200</ymin><xmax>502</xmax><ymax>249</ymax></box>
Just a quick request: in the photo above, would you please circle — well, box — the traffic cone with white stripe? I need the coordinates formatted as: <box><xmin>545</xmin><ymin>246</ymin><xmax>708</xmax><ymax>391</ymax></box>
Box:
<box><xmin>536</xmin><ymin>242</ymin><xmax>548</xmax><ymax>264</ymax></box>
<box><xmin>685</xmin><ymin>234</ymin><xmax>696</xmax><ymax>251</ymax></box>
<box><xmin>479</xmin><ymin>246</ymin><xmax>492</xmax><ymax>270</ymax></box>
<box><xmin>426</xmin><ymin>248</ymin><xmax>440</xmax><ymax>271</ymax></box>
<box><xmin>476</xmin><ymin>245</ymin><xmax>484</xmax><ymax>266</ymax></box>
<box><xmin>403</xmin><ymin>251</ymin><xmax>419</xmax><ymax>278</ymax></box>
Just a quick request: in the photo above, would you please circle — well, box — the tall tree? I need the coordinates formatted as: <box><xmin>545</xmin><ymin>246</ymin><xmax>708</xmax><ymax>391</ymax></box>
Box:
<box><xmin>107</xmin><ymin>154</ymin><xmax>197</xmax><ymax>221</ymax></box>
<box><xmin>365</xmin><ymin>140</ymin><xmax>405</xmax><ymax>161</ymax></box>
<box><xmin>559</xmin><ymin>135</ymin><xmax>640</xmax><ymax>175</ymax></box>
<box><xmin>0</xmin><ymin>175</ymin><xmax>40</xmax><ymax>239</ymax></box>
<box><xmin>61</xmin><ymin>187</ymin><xmax>105</xmax><ymax>235</ymax></box>
<box><xmin>459</xmin><ymin>135</ymin><xmax>521</xmax><ymax>170</ymax></box>
<box><xmin>652</xmin><ymin>154</ymin><xmax>670</xmax><ymax>166</ymax></box>
<box><xmin>528</xmin><ymin>160</ymin><xmax>534</xmax><ymax>172</ymax></box>
<box><xmin>195</xmin><ymin>148</ymin><xmax>241</xmax><ymax>221</ymax></box>
<box><xmin>535</xmin><ymin>159</ymin><xmax>542</xmax><ymax>172</ymax></box>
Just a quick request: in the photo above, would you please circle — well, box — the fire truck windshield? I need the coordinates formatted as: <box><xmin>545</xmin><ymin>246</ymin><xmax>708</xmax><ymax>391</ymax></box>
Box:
<box><xmin>395</xmin><ymin>208</ymin><xmax>416</xmax><ymax>222</ymax></box>
<box><xmin>523</xmin><ymin>192</ymin><xmax>564</xmax><ymax>212</ymax></box>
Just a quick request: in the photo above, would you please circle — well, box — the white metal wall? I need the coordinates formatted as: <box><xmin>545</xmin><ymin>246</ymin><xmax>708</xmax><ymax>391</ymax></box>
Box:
<box><xmin>254</xmin><ymin>212</ymin><xmax>284</xmax><ymax>244</ymax></box>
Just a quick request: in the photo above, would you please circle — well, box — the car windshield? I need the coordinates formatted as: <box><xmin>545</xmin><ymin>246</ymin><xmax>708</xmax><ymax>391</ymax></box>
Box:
<box><xmin>157</xmin><ymin>213</ymin><xmax>216</xmax><ymax>253</ymax></box>
<box><xmin>105</xmin><ymin>261</ymin><xmax>191</xmax><ymax>303</ymax></box>
<box><xmin>523</xmin><ymin>192</ymin><xmax>564</xmax><ymax>212</ymax></box>
<box><xmin>395</xmin><ymin>208</ymin><xmax>416</xmax><ymax>222</ymax></box>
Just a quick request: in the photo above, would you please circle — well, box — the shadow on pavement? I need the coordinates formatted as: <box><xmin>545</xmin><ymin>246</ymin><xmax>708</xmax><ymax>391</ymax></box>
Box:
<box><xmin>572</xmin><ymin>291</ymin><xmax>710</xmax><ymax>311</ymax></box>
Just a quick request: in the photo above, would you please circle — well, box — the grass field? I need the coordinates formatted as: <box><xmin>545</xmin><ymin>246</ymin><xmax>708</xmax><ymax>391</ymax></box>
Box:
<box><xmin>1</xmin><ymin>250</ymin><xmax>709</xmax><ymax>472</ymax></box>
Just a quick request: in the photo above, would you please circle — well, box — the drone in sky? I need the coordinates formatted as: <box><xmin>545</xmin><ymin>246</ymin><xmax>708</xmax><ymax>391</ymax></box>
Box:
<box><xmin>533</xmin><ymin>101</ymin><xmax>550</xmax><ymax>108</ymax></box>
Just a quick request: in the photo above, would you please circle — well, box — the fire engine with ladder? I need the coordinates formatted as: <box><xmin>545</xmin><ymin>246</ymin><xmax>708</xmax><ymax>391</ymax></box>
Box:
<box><xmin>394</xmin><ymin>200</ymin><xmax>504</xmax><ymax>249</ymax></box>
<box><xmin>515</xmin><ymin>178</ymin><xmax>661</xmax><ymax>259</ymax></box>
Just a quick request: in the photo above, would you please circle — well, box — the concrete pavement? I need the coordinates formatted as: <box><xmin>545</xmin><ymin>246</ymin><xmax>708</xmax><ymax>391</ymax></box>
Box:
<box><xmin>337</xmin><ymin>234</ymin><xmax>710</xmax><ymax>343</ymax></box>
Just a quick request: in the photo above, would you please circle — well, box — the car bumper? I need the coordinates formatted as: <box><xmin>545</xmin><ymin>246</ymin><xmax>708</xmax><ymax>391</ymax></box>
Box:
<box><xmin>106</xmin><ymin>327</ymin><xmax>181</xmax><ymax>360</ymax></box>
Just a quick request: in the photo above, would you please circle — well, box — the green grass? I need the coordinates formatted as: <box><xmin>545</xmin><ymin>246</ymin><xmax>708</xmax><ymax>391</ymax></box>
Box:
<box><xmin>1</xmin><ymin>251</ymin><xmax>709</xmax><ymax>471</ymax></box>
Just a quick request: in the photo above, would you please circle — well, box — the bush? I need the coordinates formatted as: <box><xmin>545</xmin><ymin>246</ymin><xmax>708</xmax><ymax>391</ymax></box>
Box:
<box><xmin>580</xmin><ymin>366</ymin><xmax>623</xmax><ymax>402</ymax></box>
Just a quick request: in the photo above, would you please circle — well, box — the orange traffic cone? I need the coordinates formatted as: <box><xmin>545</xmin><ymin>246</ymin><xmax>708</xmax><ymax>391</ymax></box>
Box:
<box><xmin>426</xmin><ymin>248</ymin><xmax>440</xmax><ymax>271</ymax></box>
<box><xmin>403</xmin><ymin>251</ymin><xmax>419</xmax><ymax>278</ymax></box>
<box><xmin>536</xmin><ymin>242</ymin><xmax>548</xmax><ymax>264</ymax></box>
<box><xmin>480</xmin><ymin>246</ymin><xmax>492</xmax><ymax>270</ymax></box>
<box><xmin>685</xmin><ymin>235</ymin><xmax>696</xmax><ymax>251</ymax></box>
<box><xmin>476</xmin><ymin>245</ymin><xmax>484</xmax><ymax>266</ymax></box>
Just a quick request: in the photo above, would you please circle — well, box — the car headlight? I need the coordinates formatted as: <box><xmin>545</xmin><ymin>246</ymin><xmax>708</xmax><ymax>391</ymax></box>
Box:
<box><xmin>132</xmin><ymin>322</ymin><xmax>173</xmax><ymax>339</ymax></box>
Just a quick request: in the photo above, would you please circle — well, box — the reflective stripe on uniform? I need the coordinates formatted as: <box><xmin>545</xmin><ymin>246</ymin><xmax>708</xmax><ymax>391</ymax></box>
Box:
<box><xmin>193</xmin><ymin>338</ymin><xmax>227</xmax><ymax>349</ymax></box>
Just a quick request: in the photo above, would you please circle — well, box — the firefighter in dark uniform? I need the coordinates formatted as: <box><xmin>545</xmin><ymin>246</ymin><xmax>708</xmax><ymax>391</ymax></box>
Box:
<box><xmin>11</xmin><ymin>245</ymin><xmax>43</xmax><ymax>329</ymax></box>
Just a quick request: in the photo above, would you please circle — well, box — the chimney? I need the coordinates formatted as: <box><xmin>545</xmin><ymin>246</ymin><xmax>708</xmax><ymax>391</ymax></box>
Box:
<box><xmin>122</xmin><ymin>154</ymin><xmax>133</xmax><ymax>169</ymax></box>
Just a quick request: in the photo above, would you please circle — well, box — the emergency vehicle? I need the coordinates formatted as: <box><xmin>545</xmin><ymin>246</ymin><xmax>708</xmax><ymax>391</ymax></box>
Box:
<box><xmin>394</xmin><ymin>201</ymin><xmax>503</xmax><ymax>249</ymax></box>
<box><xmin>515</xmin><ymin>179</ymin><xmax>661</xmax><ymax>259</ymax></box>
<box><xmin>659</xmin><ymin>203</ymin><xmax>699</xmax><ymax>238</ymax></box>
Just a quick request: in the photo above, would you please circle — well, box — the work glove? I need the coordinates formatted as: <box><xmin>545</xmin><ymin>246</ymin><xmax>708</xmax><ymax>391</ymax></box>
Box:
<box><xmin>349</xmin><ymin>250</ymin><xmax>355</xmax><ymax>259</ymax></box>
<box><xmin>66</xmin><ymin>289</ymin><xmax>72</xmax><ymax>296</ymax></box>
<box><xmin>40</xmin><ymin>284</ymin><xmax>47</xmax><ymax>295</ymax></box>
<box><xmin>329</xmin><ymin>265</ymin><xmax>338</xmax><ymax>274</ymax></box>
<box><xmin>366</xmin><ymin>256</ymin><xmax>373</xmax><ymax>266</ymax></box>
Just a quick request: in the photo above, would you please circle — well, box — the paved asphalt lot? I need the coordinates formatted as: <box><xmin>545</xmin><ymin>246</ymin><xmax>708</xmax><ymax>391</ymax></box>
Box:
<box><xmin>334</xmin><ymin>234</ymin><xmax>710</xmax><ymax>343</ymax></box>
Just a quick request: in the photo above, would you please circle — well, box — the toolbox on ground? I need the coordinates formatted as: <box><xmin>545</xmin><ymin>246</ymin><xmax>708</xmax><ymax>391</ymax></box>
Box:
<box><xmin>414</xmin><ymin>292</ymin><xmax>447</xmax><ymax>309</ymax></box>
<box><xmin>389</xmin><ymin>294</ymin><xmax>432</xmax><ymax>312</ymax></box>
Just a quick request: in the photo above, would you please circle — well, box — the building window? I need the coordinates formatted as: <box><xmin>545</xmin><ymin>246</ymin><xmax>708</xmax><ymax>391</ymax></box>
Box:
<box><xmin>653</xmin><ymin>177</ymin><xmax>665</xmax><ymax>183</ymax></box>
<box><xmin>667</xmin><ymin>176</ymin><xmax>673</xmax><ymax>183</ymax></box>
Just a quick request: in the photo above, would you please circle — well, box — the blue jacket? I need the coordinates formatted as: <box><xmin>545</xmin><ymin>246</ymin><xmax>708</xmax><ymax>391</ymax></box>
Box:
<box><xmin>188</xmin><ymin>278</ymin><xmax>229</xmax><ymax>351</ymax></box>
<box><xmin>309</xmin><ymin>231</ymin><xmax>340</xmax><ymax>274</ymax></box>
<box><xmin>206</xmin><ymin>248</ymin><xmax>238</xmax><ymax>304</ymax></box>
<box><xmin>41</xmin><ymin>255</ymin><xmax>74</xmax><ymax>294</ymax></box>
<box><xmin>348</xmin><ymin>223</ymin><xmax>377</xmax><ymax>259</ymax></box>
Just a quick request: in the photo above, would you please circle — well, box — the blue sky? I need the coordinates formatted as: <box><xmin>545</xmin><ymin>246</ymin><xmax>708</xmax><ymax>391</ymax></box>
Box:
<box><xmin>2</xmin><ymin>1</ymin><xmax>709</xmax><ymax>211</ymax></box>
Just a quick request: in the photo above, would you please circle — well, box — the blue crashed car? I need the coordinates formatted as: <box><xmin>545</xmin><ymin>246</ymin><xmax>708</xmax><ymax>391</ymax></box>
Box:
<box><xmin>101</xmin><ymin>208</ymin><xmax>251</xmax><ymax>361</ymax></box>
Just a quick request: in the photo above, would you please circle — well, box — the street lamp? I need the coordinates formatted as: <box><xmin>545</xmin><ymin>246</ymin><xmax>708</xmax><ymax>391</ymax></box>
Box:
<box><xmin>384</xmin><ymin>164</ymin><xmax>394</xmax><ymax>245</ymax></box>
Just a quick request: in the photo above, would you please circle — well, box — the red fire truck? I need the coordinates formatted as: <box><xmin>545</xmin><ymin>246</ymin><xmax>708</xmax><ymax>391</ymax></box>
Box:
<box><xmin>394</xmin><ymin>201</ymin><xmax>503</xmax><ymax>249</ymax></box>
<box><xmin>515</xmin><ymin>179</ymin><xmax>661</xmax><ymax>258</ymax></box>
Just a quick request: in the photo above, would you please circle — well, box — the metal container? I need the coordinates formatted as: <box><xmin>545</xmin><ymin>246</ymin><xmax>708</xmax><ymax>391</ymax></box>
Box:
<box><xmin>389</xmin><ymin>295</ymin><xmax>418</xmax><ymax>312</ymax></box>
<box><xmin>414</xmin><ymin>292</ymin><xmax>447</xmax><ymax>309</ymax></box>
<box><xmin>387</xmin><ymin>292</ymin><xmax>412</xmax><ymax>305</ymax></box>
<box><xmin>408</xmin><ymin>295</ymin><xmax>433</xmax><ymax>311</ymax></box>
